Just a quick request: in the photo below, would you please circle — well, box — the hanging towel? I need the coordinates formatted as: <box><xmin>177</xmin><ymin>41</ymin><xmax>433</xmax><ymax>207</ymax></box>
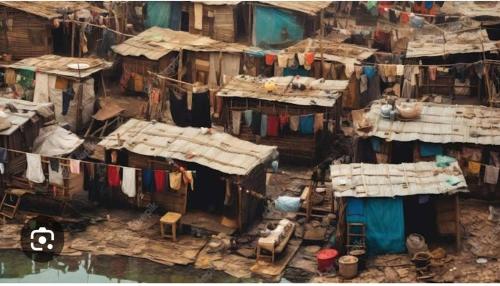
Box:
<box><xmin>299</xmin><ymin>114</ymin><xmax>314</xmax><ymax>135</ymax></box>
<box><xmin>428</xmin><ymin>66</ymin><xmax>437</xmax><ymax>81</ymax></box>
<box><xmin>277</xmin><ymin>54</ymin><xmax>288</xmax><ymax>68</ymax></box>
<box><xmin>154</xmin><ymin>170</ymin><xmax>166</xmax><ymax>193</ymax></box>
<box><xmin>33</xmin><ymin>72</ymin><xmax>50</xmax><ymax>103</ymax></box>
<box><xmin>267</xmin><ymin>115</ymin><xmax>279</xmax><ymax>137</ymax></box>
<box><xmin>363</xmin><ymin>66</ymin><xmax>376</xmax><ymax>79</ymax></box>
<box><xmin>49</xmin><ymin>158</ymin><xmax>59</xmax><ymax>172</ymax></box>
<box><xmin>231</xmin><ymin>110</ymin><xmax>242</xmax><ymax>135</ymax></box>
<box><xmin>251</xmin><ymin>111</ymin><xmax>262</xmax><ymax>135</ymax></box>
<box><xmin>260</xmin><ymin>114</ymin><xmax>268</xmax><ymax>137</ymax></box>
<box><xmin>169</xmin><ymin>172</ymin><xmax>182</xmax><ymax>191</ymax></box>
<box><xmin>297</xmin><ymin>53</ymin><xmax>305</xmax><ymax>66</ymax></box>
<box><xmin>243</xmin><ymin>110</ymin><xmax>253</xmax><ymax>127</ymax></box>
<box><xmin>184</xmin><ymin>171</ymin><xmax>194</xmax><ymax>191</ymax></box>
<box><xmin>69</xmin><ymin>159</ymin><xmax>80</xmax><ymax>174</ymax></box>
<box><xmin>122</xmin><ymin>167</ymin><xmax>136</xmax><ymax>197</ymax></box>
<box><xmin>304</xmin><ymin>52</ymin><xmax>315</xmax><ymax>65</ymax></box>
<box><xmin>107</xmin><ymin>166</ymin><xmax>121</xmax><ymax>188</ymax></box>
<box><xmin>345</xmin><ymin>62</ymin><xmax>355</xmax><ymax>78</ymax></box>
<box><xmin>26</xmin><ymin>153</ymin><xmax>45</xmax><ymax>183</ymax></box>
<box><xmin>279</xmin><ymin>114</ymin><xmax>290</xmax><ymax>136</ymax></box>
<box><xmin>396</xmin><ymin>65</ymin><xmax>404</xmax><ymax>76</ymax></box>
<box><xmin>142</xmin><ymin>168</ymin><xmax>154</xmax><ymax>193</ymax></box>
<box><xmin>289</xmin><ymin>115</ymin><xmax>300</xmax><ymax>132</ymax></box>
<box><xmin>314</xmin><ymin>113</ymin><xmax>324</xmax><ymax>132</ymax></box>
<box><xmin>484</xmin><ymin>165</ymin><xmax>499</xmax><ymax>185</ymax></box>
<box><xmin>468</xmin><ymin>161</ymin><xmax>481</xmax><ymax>176</ymax></box>
<box><xmin>49</xmin><ymin>167</ymin><xmax>64</xmax><ymax>186</ymax></box>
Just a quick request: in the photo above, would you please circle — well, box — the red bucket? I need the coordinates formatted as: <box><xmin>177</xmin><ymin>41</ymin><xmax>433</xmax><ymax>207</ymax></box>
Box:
<box><xmin>316</xmin><ymin>248</ymin><xmax>338</xmax><ymax>272</ymax></box>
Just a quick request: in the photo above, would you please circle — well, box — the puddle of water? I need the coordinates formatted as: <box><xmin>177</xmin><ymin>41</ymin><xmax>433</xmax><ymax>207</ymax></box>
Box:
<box><xmin>0</xmin><ymin>250</ymin><xmax>257</xmax><ymax>283</ymax></box>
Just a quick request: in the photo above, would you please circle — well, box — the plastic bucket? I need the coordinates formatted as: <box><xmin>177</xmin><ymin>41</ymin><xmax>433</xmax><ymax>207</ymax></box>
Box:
<box><xmin>316</xmin><ymin>248</ymin><xmax>338</xmax><ymax>272</ymax></box>
<box><xmin>339</xmin><ymin>255</ymin><xmax>358</xmax><ymax>279</ymax></box>
<box><xmin>349</xmin><ymin>249</ymin><xmax>366</xmax><ymax>271</ymax></box>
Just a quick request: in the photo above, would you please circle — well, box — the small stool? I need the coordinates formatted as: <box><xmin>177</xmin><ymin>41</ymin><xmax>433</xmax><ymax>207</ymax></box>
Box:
<box><xmin>160</xmin><ymin>212</ymin><xmax>182</xmax><ymax>241</ymax></box>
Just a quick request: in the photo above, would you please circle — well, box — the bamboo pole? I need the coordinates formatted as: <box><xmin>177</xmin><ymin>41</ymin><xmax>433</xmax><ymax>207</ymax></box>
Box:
<box><xmin>71</xmin><ymin>22</ymin><xmax>75</xmax><ymax>57</ymax></box>
<box><xmin>320</xmin><ymin>8</ymin><xmax>325</xmax><ymax>78</ymax></box>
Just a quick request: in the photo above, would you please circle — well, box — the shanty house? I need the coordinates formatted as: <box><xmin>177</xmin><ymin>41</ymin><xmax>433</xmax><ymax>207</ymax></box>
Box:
<box><xmin>0</xmin><ymin>1</ymin><xmax>107</xmax><ymax>60</ymax></box>
<box><xmin>352</xmin><ymin>99</ymin><xmax>500</xmax><ymax>198</ymax></box>
<box><xmin>98</xmin><ymin>118</ymin><xmax>278</xmax><ymax>233</ymax></box>
<box><xmin>331</xmin><ymin>161</ymin><xmax>468</xmax><ymax>255</ymax></box>
<box><xmin>217</xmin><ymin>75</ymin><xmax>348</xmax><ymax>163</ymax></box>
<box><xmin>2</xmin><ymin>55</ymin><xmax>111</xmax><ymax>132</ymax></box>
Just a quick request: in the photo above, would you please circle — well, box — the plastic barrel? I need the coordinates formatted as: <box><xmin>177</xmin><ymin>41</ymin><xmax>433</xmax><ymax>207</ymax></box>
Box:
<box><xmin>316</xmin><ymin>248</ymin><xmax>338</xmax><ymax>272</ymax></box>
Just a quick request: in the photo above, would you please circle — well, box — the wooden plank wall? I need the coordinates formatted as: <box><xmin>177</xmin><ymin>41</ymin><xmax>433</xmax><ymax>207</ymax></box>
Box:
<box><xmin>188</xmin><ymin>4</ymin><xmax>236</xmax><ymax>43</ymax></box>
<box><xmin>0</xmin><ymin>6</ymin><xmax>53</xmax><ymax>59</ymax></box>
<box><xmin>236</xmin><ymin>164</ymin><xmax>266</xmax><ymax>229</ymax></box>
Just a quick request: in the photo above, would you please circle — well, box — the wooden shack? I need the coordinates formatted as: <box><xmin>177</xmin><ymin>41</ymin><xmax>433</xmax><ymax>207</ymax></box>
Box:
<box><xmin>217</xmin><ymin>75</ymin><xmax>348</xmax><ymax>163</ymax></box>
<box><xmin>331</xmin><ymin>162</ymin><xmax>468</xmax><ymax>254</ymax></box>
<box><xmin>0</xmin><ymin>1</ymin><xmax>107</xmax><ymax>60</ymax></box>
<box><xmin>352</xmin><ymin>99</ymin><xmax>500</xmax><ymax>198</ymax></box>
<box><xmin>2</xmin><ymin>55</ymin><xmax>111</xmax><ymax>132</ymax></box>
<box><xmin>98</xmin><ymin>118</ymin><xmax>278</xmax><ymax>233</ymax></box>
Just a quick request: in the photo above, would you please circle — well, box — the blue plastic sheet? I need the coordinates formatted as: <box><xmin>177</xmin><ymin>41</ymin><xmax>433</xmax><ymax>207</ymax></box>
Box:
<box><xmin>145</xmin><ymin>1</ymin><xmax>181</xmax><ymax>30</ymax></box>
<box><xmin>275</xmin><ymin>196</ymin><xmax>301</xmax><ymax>212</ymax></box>
<box><xmin>347</xmin><ymin>197</ymin><xmax>406</xmax><ymax>256</ymax></box>
<box><xmin>253</xmin><ymin>5</ymin><xmax>304</xmax><ymax>48</ymax></box>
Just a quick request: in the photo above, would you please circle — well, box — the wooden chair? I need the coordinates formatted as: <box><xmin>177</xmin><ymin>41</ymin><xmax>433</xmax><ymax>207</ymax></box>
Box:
<box><xmin>160</xmin><ymin>212</ymin><xmax>182</xmax><ymax>242</ymax></box>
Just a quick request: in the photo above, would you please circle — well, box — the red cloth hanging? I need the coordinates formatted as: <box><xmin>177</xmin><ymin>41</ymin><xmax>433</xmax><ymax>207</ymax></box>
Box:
<box><xmin>400</xmin><ymin>12</ymin><xmax>410</xmax><ymax>24</ymax></box>
<box><xmin>154</xmin><ymin>170</ymin><xmax>166</xmax><ymax>193</ymax></box>
<box><xmin>267</xmin><ymin>115</ymin><xmax>279</xmax><ymax>137</ymax></box>
<box><xmin>107</xmin><ymin>166</ymin><xmax>121</xmax><ymax>188</ymax></box>
<box><xmin>265</xmin><ymin>54</ymin><xmax>276</xmax><ymax>66</ymax></box>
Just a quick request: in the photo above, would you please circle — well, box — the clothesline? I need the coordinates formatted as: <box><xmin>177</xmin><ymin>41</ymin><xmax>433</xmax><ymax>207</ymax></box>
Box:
<box><xmin>355</xmin><ymin>59</ymin><xmax>499</xmax><ymax>68</ymax></box>
<box><xmin>61</xmin><ymin>19</ymin><xmax>135</xmax><ymax>38</ymax></box>
<box><xmin>0</xmin><ymin>147</ymin><xmax>192</xmax><ymax>174</ymax></box>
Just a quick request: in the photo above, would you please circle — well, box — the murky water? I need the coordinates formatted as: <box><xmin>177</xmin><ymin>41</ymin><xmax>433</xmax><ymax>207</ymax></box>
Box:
<box><xmin>0</xmin><ymin>250</ymin><xmax>257</xmax><ymax>283</ymax></box>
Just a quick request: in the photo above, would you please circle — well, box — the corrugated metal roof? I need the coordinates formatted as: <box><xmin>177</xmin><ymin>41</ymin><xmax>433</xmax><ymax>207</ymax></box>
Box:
<box><xmin>331</xmin><ymin>161</ymin><xmax>468</xmax><ymax>198</ymax></box>
<box><xmin>280</xmin><ymin>38</ymin><xmax>376</xmax><ymax>65</ymax></box>
<box><xmin>3</xmin><ymin>55</ymin><xmax>111</xmax><ymax>78</ymax></box>
<box><xmin>111</xmin><ymin>27</ymin><xmax>262</xmax><ymax>60</ymax></box>
<box><xmin>98</xmin><ymin>119</ymin><xmax>278</xmax><ymax>176</ymax></box>
<box><xmin>0</xmin><ymin>98</ymin><xmax>54</xmax><ymax>136</ymax></box>
<box><xmin>406</xmin><ymin>21</ymin><xmax>500</xmax><ymax>58</ymax></box>
<box><xmin>441</xmin><ymin>1</ymin><xmax>500</xmax><ymax>19</ymax></box>
<box><xmin>216</xmin><ymin>75</ymin><xmax>347</xmax><ymax>107</ymax></box>
<box><xmin>263</xmin><ymin>1</ymin><xmax>332</xmax><ymax>16</ymax></box>
<box><xmin>352</xmin><ymin>100</ymin><xmax>500</xmax><ymax>145</ymax></box>
<box><xmin>0</xmin><ymin>1</ymin><xmax>106</xmax><ymax>19</ymax></box>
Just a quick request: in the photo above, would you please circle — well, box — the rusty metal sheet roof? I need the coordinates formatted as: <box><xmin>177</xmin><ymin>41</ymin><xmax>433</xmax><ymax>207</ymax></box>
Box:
<box><xmin>0</xmin><ymin>1</ymin><xmax>106</xmax><ymax>19</ymax></box>
<box><xmin>3</xmin><ymin>55</ymin><xmax>112</xmax><ymax>78</ymax></box>
<box><xmin>0</xmin><ymin>98</ymin><xmax>54</xmax><ymax>136</ymax></box>
<box><xmin>98</xmin><ymin>119</ymin><xmax>278</xmax><ymax>176</ymax></box>
<box><xmin>331</xmin><ymin>162</ymin><xmax>468</xmax><ymax>198</ymax></box>
<box><xmin>112</xmin><ymin>27</ymin><xmax>262</xmax><ymax>60</ymax></box>
<box><xmin>352</xmin><ymin>100</ymin><xmax>500</xmax><ymax>145</ymax></box>
<box><xmin>263</xmin><ymin>1</ymin><xmax>332</xmax><ymax>16</ymax></box>
<box><xmin>216</xmin><ymin>75</ymin><xmax>347</xmax><ymax>107</ymax></box>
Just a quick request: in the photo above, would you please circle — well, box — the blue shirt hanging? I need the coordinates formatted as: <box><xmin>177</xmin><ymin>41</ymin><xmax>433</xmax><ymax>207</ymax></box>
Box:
<box><xmin>363</xmin><ymin>66</ymin><xmax>377</xmax><ymax>79</ymax></box>
<box><xmin>299</xmin><ymin>114</ymin><xmax>314</xmax><ymax>135</ymax></box>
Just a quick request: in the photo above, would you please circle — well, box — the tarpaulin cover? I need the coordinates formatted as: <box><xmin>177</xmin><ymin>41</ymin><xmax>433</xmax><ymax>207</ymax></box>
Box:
<box><xmin>253</xmin><ymin>5</ymin><xmax>304</xmax><ymax>48</ymax></box>
<box><xmin>347</xmin><ymin>197</ymin><xmax>406</xmax><ymax>255</ymax></box>
<box><xmin>145</xmin><ymin>1</ymin><xmax>181</xmax><ymax>30</ymax></box>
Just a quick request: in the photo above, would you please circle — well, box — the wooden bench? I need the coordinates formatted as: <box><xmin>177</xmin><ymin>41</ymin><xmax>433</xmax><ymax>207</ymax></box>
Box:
<box><xmin>160</xmin><ymin>212</ymin><xmax>182</xmax><ymax>242</ymax></box>
<box><xmin>256</xmin><ymin>219</ymin><xmax>295</xmax><ymax>263</ymax></box>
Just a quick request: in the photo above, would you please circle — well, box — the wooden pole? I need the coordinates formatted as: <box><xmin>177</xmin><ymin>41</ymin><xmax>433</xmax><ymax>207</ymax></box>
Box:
<box><xmin>71</xmin><ymin>22</ymin><xmax>75</xmax><ymax>57</ymax></box>
<box><xmin>177</xmin><ymin>49</ymin><xmax>183</xmax><ymax>86</ymax></box>
<box><xmin>455</xmin><ymin>194</ymin><xmax>461</xmax><ymax>252</ymax></box>
<box><xmin>320</xmin><ymin>8</ymin><xmax>325</xmax><ymax>78</ymax></box>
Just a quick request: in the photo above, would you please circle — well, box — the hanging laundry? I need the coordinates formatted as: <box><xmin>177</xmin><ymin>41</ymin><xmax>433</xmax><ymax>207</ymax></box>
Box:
<box><xmin>400</xmin><ymin>12</ymin><xmax>410</xmax><ymax>24</ymax></box>
<box><xmin>389</xmin><ymin>9</ymin><xmax>399</xmax><ymax>23</ymax></box>
<box><xmin>62</xmin><ymin>87</ymin><xmax>75</xmax><ymax>116</ymax></box>
<box><xmin>49</xmin><ymin>167</ymin><xmax>64</xmax><ymax>186</ymax></box>
<box><xmin>260</xmin><ymin>114</ymin><xmax>268</xmax><ymax>137</ymax></box>
<box><xmin>251</xmin><ymin>111</ymin><xmax>262</xmax><ymax>135</ymax></box>
<box><xmin>267</xmin><ymin>115</ymin><xmax>279</xmax><ymax>137</ymax></box>
<box><xmin>344</xmin><ymin>62</ymin><xmax>355</xmax><ymax>78</ymax></box>
<box><xmin>191</xmin><ymin>90</ymin><xmax>211</xmax><ymax>128</ymax></box>
<box><xmin>121</xmin><ymin>167</ymin><xmax>136</xmax><ymax>197</ymax></box>
<box><xmin>484</xmin><ymin>165</ymin><xmax>499</xmax><ymax>185</ymax></box>
<box><xmin>265</xmin><ymin>54</ymin><xmax>276</xmax><ymax>66</ymax></box>
<box><xmin>366</xmin><ymin>0</ymin><xmax>377</xmax><ymax>10</ymax></box>
<box><xmin>297</xmin><ymin>53</ymin><xmax>305</xmax><ymax>66</ymax></box>
<box><xmin>183</xmin><ymin>170</ymin><xmax>194</xmax><ymax>191</ymax></box>
<box><xmin>154</xmin><ymin>170</ymin><xmax>167</xmax><ymax>193</ymax></box>
<box><xmin>304</xmin><ymin>52</ymin><xmax>315</xmax><ymax>66</ymax></box>
<box><xmin>402</xmin><ymin>66</ymin><xmax>420</xmax><ymax>98</ymax></box>
<box><xmin>69</xmin><ymin>159</ymin><xmax>80</xmax><ymax>174</ymax></box>
<box><xmin>428</xmin><ymin>66</ymin><xmax>438</xmax><ymax>81</ymax></box>
<box><xmin>243</xmin><ymin>110</ymin><xmax>252</xmax><ymax>127</ymax></box>
<box><xmin>277</xmin><ymin>54</ymin><xmax>288</xmax><ymax>68</ymax></box>
<box><xmin>0</xmin><ymin>148</ymin><xmax>8</xmax><ymax>164</ymax></box>
<box><xmin>49</xmin><ymin>158</ymin><xmax>59</xmax><ymax>172</ymax></box>
<box><xmin>299</xmin><ymin>114</ymin><xmax>314</xmax><ymax>135</ymax></box>
<box><xmin>231</xmin><ymin>110</ymin><xmax>242</xmax><ymax>135</ymax></box>
<box><xmin>142</xmin><ymin>168</ymin><xmax>154</xmax><ymax>193</ymax></box>
<box><xmin>354</xmin><ymin>65</ymin><xmax>363</xmax><ymax>79</ymax></box>
<box><xmin>289</xmin><ymin>115</ymin><xmax>300</xmax><ymax>132</ymax></box>
<box><xmin>362</xmin><ymin>66</ymin><xmax>377</xmax><ymax>79</ymax></box>
<box><xmin>107</xmin><ymin>165</ymin><xmax>121</xmax><ymax>188</ymax></box>
<box><xmin>110</xmin><ymin>150</ymin><xmax>118</xmax><ymax>164</ymax></box>
<box><xmin>194</xmin><ymin>2</ymin><xmax>203</xmax><ymax>30</ymax></box>
<box><xmin>33</xmin><ymin>73</ymin><xmax>50</xmax><ymax>103</ymax></box>
<box><xmin>396</xmin><ymin>65</ymin><xmax>404</xmax><ymax>76</ymax></box>
<box><xmin>279</xmin><ymin>113</ymin><xmax>289</xmax><ymax>136</ymax></box>
<box><xmin>468</xmin><ymin>161</ymin><xmax>481</xmax><ymax>176</ymax></box>
<box><xmin>360</xmin><ymin>74</ymin><xmax>368</xmax><ymax>94</ymax></box>
<box><xmin>26</xmin><ymin>153</ymin><xmax>45</xmax><ymax>183</ymax></box>
<box><xmin>424</xmin><ymin>1</ymin><xmax>433</xmax><ymax>9</ymax></box>
<box><xmin>187</xmin><ymin>91</ymin><xmax>193</xmax><ymax>111</ymax></box>
<box><xmin>169</xmin><ymin>88</ymin><xmax>189</xmax><ymax>127</ymax></box>
<box><xmin>4</xmin><ymin>69</ymin><xmax>16</xmax><ymax>85</ymax></box>
<box><xmin>314</xmin><ymin>113</ymin><xmax>324</xmax><ymax>132</ymax></box>
<box><xmin>169</xmin><ymin>172</ymin><xmax>182</xmax><ymax>191</ymax></box>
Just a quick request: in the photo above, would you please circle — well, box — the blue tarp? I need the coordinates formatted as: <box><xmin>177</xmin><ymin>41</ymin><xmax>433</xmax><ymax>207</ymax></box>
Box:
<box><xmin>253</xmin><ymin>5</ymin><xmax>304</xmax><ymax>48</ymax></box>
<box><xmin>145</xmin><ymin>1</ymin><xmax>182</xmax><ymax>30</ymax></box>
<box><xmin>283</xmin><ymin>67</ymin><xmax>310</xmax><ymax>76</ymax></box>
<box><xmin>347</xmin><ymin>197</ymin><xmax>406</xmax><ymax>256</ymax></box>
